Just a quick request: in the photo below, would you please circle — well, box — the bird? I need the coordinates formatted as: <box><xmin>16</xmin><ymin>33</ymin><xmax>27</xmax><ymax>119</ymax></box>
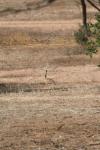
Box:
<box><xmin>44</xmin><ymin>69</ymin><xmax>56</xmax><ymax>84</ymax></box>
<box><xmin>45</xmin><ymin>69</ymin><xmax>48</xmax><ymax>79</ymax></box>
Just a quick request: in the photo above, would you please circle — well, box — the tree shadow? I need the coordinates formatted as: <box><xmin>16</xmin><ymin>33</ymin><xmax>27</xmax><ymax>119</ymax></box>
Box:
<box><xmin>0</xmin><ymin>0</ymin><xmax>56</xmax><ymax>16</ymax></box>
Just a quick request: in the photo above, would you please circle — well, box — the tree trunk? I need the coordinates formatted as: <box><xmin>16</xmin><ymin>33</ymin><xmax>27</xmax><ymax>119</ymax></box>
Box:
<box><xmin>80</xmin><ymin>0</ymin><xmax>87</xmax><ymax>28</ymax></box>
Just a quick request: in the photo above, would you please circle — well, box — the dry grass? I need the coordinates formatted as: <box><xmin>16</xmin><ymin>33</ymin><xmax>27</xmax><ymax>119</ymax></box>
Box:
<box><xmin>0</xmin><ymin>1</ymin><xmax>100</xmax><ymax>150</ymax></box>
<box><xmin>0</xmin><ymin>83</ymin><xmax>100</xmax><ymax>150</ymax></box>
<box><xmin>0</xmin><ymin>27</ymin><xmax>77</xmax><ymax>47</ymax></box>
<box><xmin>0</xmin><ymin>32</ymin><xmax>32</xmax><ymax>46</ymax></box>
<box><xmin>0</xmin><ymin>0</ymin><xmax>97</xmax><ymax>20</ymax></box>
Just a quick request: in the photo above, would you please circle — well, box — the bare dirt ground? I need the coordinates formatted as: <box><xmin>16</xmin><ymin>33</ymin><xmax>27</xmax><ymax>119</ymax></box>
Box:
<box><xmin>0</xmin><ymin>0</ymin><xmax>100</xmax><ymax>150</ymax></box>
